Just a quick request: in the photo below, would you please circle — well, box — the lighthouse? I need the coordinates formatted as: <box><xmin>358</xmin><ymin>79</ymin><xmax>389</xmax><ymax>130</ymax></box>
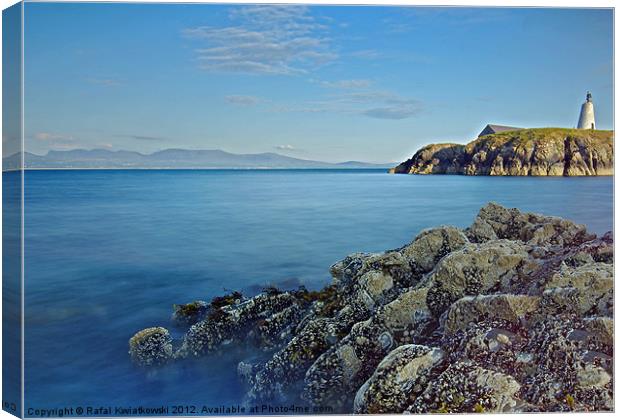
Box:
<box><xmin>577</xmin><ymin>91</ymin><xmax>596</xmax><ymax>130</ymax></box>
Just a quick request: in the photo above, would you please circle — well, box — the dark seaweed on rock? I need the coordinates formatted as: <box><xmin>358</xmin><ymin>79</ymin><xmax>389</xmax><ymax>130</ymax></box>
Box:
<box><xmin>129</xmin><ymin>202</ymin><xmax>613</xmax><ymax>413</ymax></box>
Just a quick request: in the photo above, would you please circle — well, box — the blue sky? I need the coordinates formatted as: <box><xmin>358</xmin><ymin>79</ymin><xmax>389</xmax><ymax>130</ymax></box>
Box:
<box><xmin>23</xmin><ymin>2</ymin><xmax>613</xmax><ymax>162</ymax></box>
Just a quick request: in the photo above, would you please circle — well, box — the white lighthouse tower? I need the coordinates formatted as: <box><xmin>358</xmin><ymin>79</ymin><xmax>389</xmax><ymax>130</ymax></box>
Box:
<box><xmin>577</xmin><ymin>91</ymin><xmax>596</xmax><ymax>130</ymax></box>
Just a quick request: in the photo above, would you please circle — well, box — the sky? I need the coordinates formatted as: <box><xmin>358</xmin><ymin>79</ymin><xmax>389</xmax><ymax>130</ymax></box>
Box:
<box><xmin>20</xmin><ymin>2</ymin><xmax>614</xmax><ymax>163</ymax></box>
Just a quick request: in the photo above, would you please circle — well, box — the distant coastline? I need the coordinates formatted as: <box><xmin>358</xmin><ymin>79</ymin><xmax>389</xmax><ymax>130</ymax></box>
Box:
<box><xmin>2</xmin><ymin>148</ymin><xmax>395</xmax><ymax>171</ymax></box>
<box><xmin>4</xmin><ymin>167</ymin><xmax>391</xmax><ymax>172</ymax></box>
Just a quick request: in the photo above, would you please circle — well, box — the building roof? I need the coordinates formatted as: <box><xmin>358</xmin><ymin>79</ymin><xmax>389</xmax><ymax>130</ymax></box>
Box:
<box><xmin>478</xmin><ymin>124</ymin><xmax>523</xmax><ymax>137</ymax></box>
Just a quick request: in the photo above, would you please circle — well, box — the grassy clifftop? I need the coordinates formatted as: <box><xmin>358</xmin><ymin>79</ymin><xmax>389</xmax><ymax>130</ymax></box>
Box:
<box><xmin>391</xmin><ymin>128</ymin><xmax>614</xmax><ymax>176</ymax></box>
<box><xmin>472</xmin><ymin>127</ymin><xmax>612</xmax><ymax>150</ymax></box>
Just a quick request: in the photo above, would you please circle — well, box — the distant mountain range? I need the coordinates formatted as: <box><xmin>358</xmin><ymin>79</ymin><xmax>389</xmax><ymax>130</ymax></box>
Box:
<box><xmin>3</xmin><ymin>149</ymin><xmax>395</xmax><ymax>170</ymax></box>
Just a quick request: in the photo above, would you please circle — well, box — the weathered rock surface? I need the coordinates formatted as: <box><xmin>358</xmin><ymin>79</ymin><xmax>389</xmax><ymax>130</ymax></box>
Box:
<box><xmin>354</xmin><ymin>345</ymin><xmax>445</xmax><ymax>413</ymax></box>
<box><xmin>129</xmin><ymin>327</ymin><xmax>173</xmax><ymax>366</ymax></box>
<box><xmin>389</xmin><ymin>143</ymin><xmax>465</xmax><ymax>175</ymax></box>
<box><xmin>444</xmin><ymin>294</ymin><xmax>540</xmax><ymax>335</ymax></box>
<box><xmin>391</xmin><ymin>128</ymin><xmax>613</xmax><ymax>176</ymax></box>
<box><xmin>130</xmin><ymin>203</ymin><xmax>613</xmax><ymax>413</ymax></box>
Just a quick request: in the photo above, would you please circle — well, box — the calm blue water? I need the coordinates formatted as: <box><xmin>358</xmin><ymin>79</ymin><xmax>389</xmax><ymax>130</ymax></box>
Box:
<box><xmin>20</xmin><ymin>170</ymin><xmax>612</xmax><ymax>413</ymax></box>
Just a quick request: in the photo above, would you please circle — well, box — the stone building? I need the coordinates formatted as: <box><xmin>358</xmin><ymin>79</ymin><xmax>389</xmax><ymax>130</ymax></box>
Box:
<box><xmin>478</xmin><ymin>124</ymin><xmax>523</xmax><ymax>137</ymax></box>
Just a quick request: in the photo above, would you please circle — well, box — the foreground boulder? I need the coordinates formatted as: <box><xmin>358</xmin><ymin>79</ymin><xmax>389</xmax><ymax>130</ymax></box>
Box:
<box><xmin>129</xmin><ymin>327</ymin><xmax>173</xmax><ymax>366</ymax></box>
<box><xmin>406</xmin><ymin>361</ymin><xmax>522</xmax><ymax>413</ymax></box>
<box><xmin>130</xmin><ymin>203</ymin><xmax>613</xmax><ymax>413</ymax></box>
<box><xmin>354</xmin><ymin>345</ymin><xmax>445</xmax><ymax>413</ymax></box>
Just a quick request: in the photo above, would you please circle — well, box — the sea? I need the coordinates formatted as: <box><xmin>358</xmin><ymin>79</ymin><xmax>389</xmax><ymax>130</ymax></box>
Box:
<box><xmin>6</xmin><ymin>169</ymin><xmax>613</xmax><ymax>413</ymax></box>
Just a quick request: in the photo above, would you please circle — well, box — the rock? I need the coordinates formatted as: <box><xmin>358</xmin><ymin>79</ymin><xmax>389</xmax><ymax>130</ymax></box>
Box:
<box><xmin>331</xmin><ymin>250</ymin><xmax>420</xmax><ymax>290</ymax></box>
<box><xmin>472</xmin><ymin>367</ymin><xmax>522</xmax><ymax>412</ymax></box>
<box><xmin>519</xmin><ymin>314</ymin><xmax>613</xmax><ymax>411</ymax></box>
<box><xmin>543</xmin><ymin>263</ymin><xmax>613</xmax><ymax>316</ymax></box>
<box><xmin>390</xmin><ymin>128</ymin><xmax>613</xmax><ymax>177</ymax></box>
<box><xmin>358</xmin><ymin>270</ymin><xmax>394</xmax><ymax>302</ymax></box>
<box><xmin>255</xmin><ymin>303</ymin><xmax>306</xmax><ymax>349</ymax></box>
<box><xmin>381</xmin><ymin>287</ymin><xmax>432</xmax><ymax>333</ymax></box>
<box><xmin>400</xmin><ymin>226</ymin><xmax>469</xmax><ymax>273</ymax></box>
<box><xmin>389</xmin><ymin>143</ymin><xmax>465</xmax><ymax>175</ymax></box>
<box><xmin>583</xmin><ymin>316</ymin><xmax>614</xmax><ymax>347</ymax></box>
<box><xmin>426</xmin><ymin>239</ymin><xmax>529</xmax><ymax>317</ymax></box>
<box><xmin>576</xmin><ymin>364</ymin><xmax>611</xmax><ymax>388</ymax></box>
<box><xmin>129</xmin><ymin>327</ymin><xmax>173</xmax><ymax>366</ymax></box>
<box><xmin>248</xmin><ymin>318</ymin><xmax>349</xmax><ymax>403</ymax></box>
<box><xmin>302</xmin><ymin>286</ymin><xmax>435</xmax><ymax>410</ymax></box>
<box><xmin>330</xmin><ymin>252</ymin><xmax>373</xmax><ymax>285</ymax></box>
<box><xmin>357</xmin><ymin>251</ymin><xmax>418</xmax><ymax>288</ymax></box>
<box><xmin>179</xmin><ymin>292</ymin><xmax>300</xmax><ymax>357</ymax></box>
<box><xmin>130</xmin><ymin>204</ymin><xmax>613</xmax><ymax>413</ymax></box>
<box><xmin>302</xmin><ymin>317</ymin><xmax>390</xmax><ymax>409</ymax></box>
<box><xmin>406</xmin><ymin>362</ymin><xmax>521</xmax><ymax>413</ymax></box>
<box><xmin>354</xmin><ymin>345</ymin><xmax>445</xmax><ymax>413</ymax></box>
<box><xmin>444</xmin><ymin>294</ymin><xmax>540</xmax><ymax>335</ymax></box>
<box><xmin>467</xmin><ymin>202</ymin><xmax>594</xmax><ymax>246</ymax></box>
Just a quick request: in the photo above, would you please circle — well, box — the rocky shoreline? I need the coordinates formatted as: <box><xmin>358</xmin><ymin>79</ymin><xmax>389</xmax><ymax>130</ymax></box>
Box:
<box><xmin>390</xmin><ymin>128</ymin><xmax>613</xmax><ymax>176</ymax></box>
<box><xmin>129</xmin><ymin>203</ymin><xmax>613</xmax><ymax>413</ymax></box>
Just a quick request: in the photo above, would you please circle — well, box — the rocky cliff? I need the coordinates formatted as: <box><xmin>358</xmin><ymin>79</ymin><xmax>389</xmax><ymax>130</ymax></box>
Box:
<box><xmin>130</xmin><ymin>203</ymin><xmax>613</xmax><ymax>413</ymax></box>
<box><xmin>390</xmin><ymin>128</ymin><xmax>613</xmax><ymax>176</ymax></box>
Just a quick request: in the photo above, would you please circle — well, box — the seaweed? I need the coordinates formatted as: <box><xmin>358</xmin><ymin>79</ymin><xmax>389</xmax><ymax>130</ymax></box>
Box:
<box><xmin>173</xmin><ymin>301</ymin><xmax>203</xmax><ymax>317</ymax></box>
<box><xmin>293</xmin><ymin>285</ymin><xmax>345</xmax><ymax>317</ymax></box>
<box><xmin>262</xmin><ymin>286</ymin><xmax>283</xmax><ymax>297</ymax></box>
<box><xmin>210</xmin><ymin>291</ymin><xmax>243</xmax><ymax>309</ymax></box>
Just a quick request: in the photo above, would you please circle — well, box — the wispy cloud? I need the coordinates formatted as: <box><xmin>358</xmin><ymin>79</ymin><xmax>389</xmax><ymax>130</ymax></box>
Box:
<box><xmin>334</xmin><ymin>91</ymin><xmax>419</xmax><ymax>106</ymax></box>
<box><xmin>47</xmin><ymin>143</ymin><xmax>78</xmax><ymax>150</ymax></box>
<box><xmin>398</xmin><ymin>7</ymin><xmax>510</xmax><ymax>27</ymax></box>
<box><xmin>270</xmin><ymin>89</ymin><xmax>423</xmax><ymax>120</ymax></box>
<box><xmin>362</xmin><ymin>107</ymin><xmax>421</xmax><ymax>120</ymax></box>
<box><xmin>182</xmin><ymin>5</ymin><xmax>336</xmax><ymax>75</ymax></box>
<box><xmin>349</xmin><ymin>49</ymin><xmax>382</xmax><ymax>60</ymax></box>
<box><xmin>115</xmin><ymin>134</ymin><xmax>166</xmax><ymax>141</ymax></box>
<box><xmin>382</xmin><ymin>20</ymin><xmax>412</xmax><ymax>34</ymax></box>
<box><xmin>225</xmin><ymin>95</ymin><xmax>261</xmax><ymax>106</ymax></box>
<box><xmin>34</xmin><ymin>132</ymin><xmax>75</xmax><ymax>142</ymax></box>
<box><xmin>30</xmin><ymin>132</ymin><xmax>80</xmax><ymax>150</ymax></box>
<box><xmin>315</xmin><ymin>79</ymin><xmax>373</xmax><ymax>89</ymax></box>
<box><xmin>87</xmin><ymin>78</ymin><xmax>122</xmax><ymax>87</ymax></box>
<box><xmin>274</xmin><ymin>144</ymin><xmax>297</xmax><ymax>151</ymax></box>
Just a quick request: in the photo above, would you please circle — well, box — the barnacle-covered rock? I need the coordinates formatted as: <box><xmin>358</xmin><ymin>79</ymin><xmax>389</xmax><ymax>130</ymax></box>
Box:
<box><xmin>467</xmin><ymin>202</ymin><xmax>595</xmax><ymax>247</ymax></box>
<box><xmin>441</xmin><ymin>320</ymin><xmax>527</xmax><ymax>378</ymax></box>
<box><xmin>406</xmin><ymin>361</ymin><xmax>521</xmax><ymax>413</ymax></box>
<box><xmin>381</xmin><ymin>287</ymin><xmax>433</xmax><ymax>337</ymax></box>
<box><xmin>357</xmin><ymin>251</ymin><xmax>417</xmax><ymax>288</ymax></box>
<box><xmin>444</xmin><ymin>294</ymin><xmax>540</xmax><ymax>335</ymax></box>
<box><xmin>302</xmin><ymin>286</ymin><xmax>434</xmax><ymax>409</ymax></box>
<box><xmin>254</xmin><ymin>303</ymin><xmax>306</xmax><ymax>349</ymax></box>
<box><xmin>330</xmin><ymin>252</ymin><xmax>374</xmax><ymax>285</ymax></box>
<box><xmin>426</xmin><ymin>240</ymin><xmax>529</xmax><ymax>317</ymax></box>
<box><xmin>178</xmin><ymin>292</ymin><xmax>299</xmax><ymax>357</ymax></box>
<box><xmin>582</xmin><ymin>316</ymin><xmax>614</xmax><ymax>347</ymax></box>
<box><xmin>354</xmin><ymin>345</ymin><xmax>445</xmax><ymax>413</ymax></box>
<box><xmin>302</xmin><ymin>317</ymin><xmax>390</xmax><ymax>409</ymax></box>
<box><xmin>400</xmin><ymin>226</ymin><xmax>469</xmax><ymax>273</ymax></box>
<box><xmin>248</xmin><ymin>318</ymin><xmax>349</xmax><ymax>402</ymax></box>
<box><xmin>542</xmin><ymin>263</ymin><xmax>613</xmax><ymax>316</ymax></box>
<box><xmin>130</xmin><ymin>203</ymin><xmax>613</xmax><ymax>413</ymax></box>
<box><xmin>129</xmin><ymin>327</ymin><xmax>173</xmax><ymax>366</ymax></box>
<box><xmin>518</xmin><ymin>315</ymin><xmax>613</xmax><ymax>411</ymax></box>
